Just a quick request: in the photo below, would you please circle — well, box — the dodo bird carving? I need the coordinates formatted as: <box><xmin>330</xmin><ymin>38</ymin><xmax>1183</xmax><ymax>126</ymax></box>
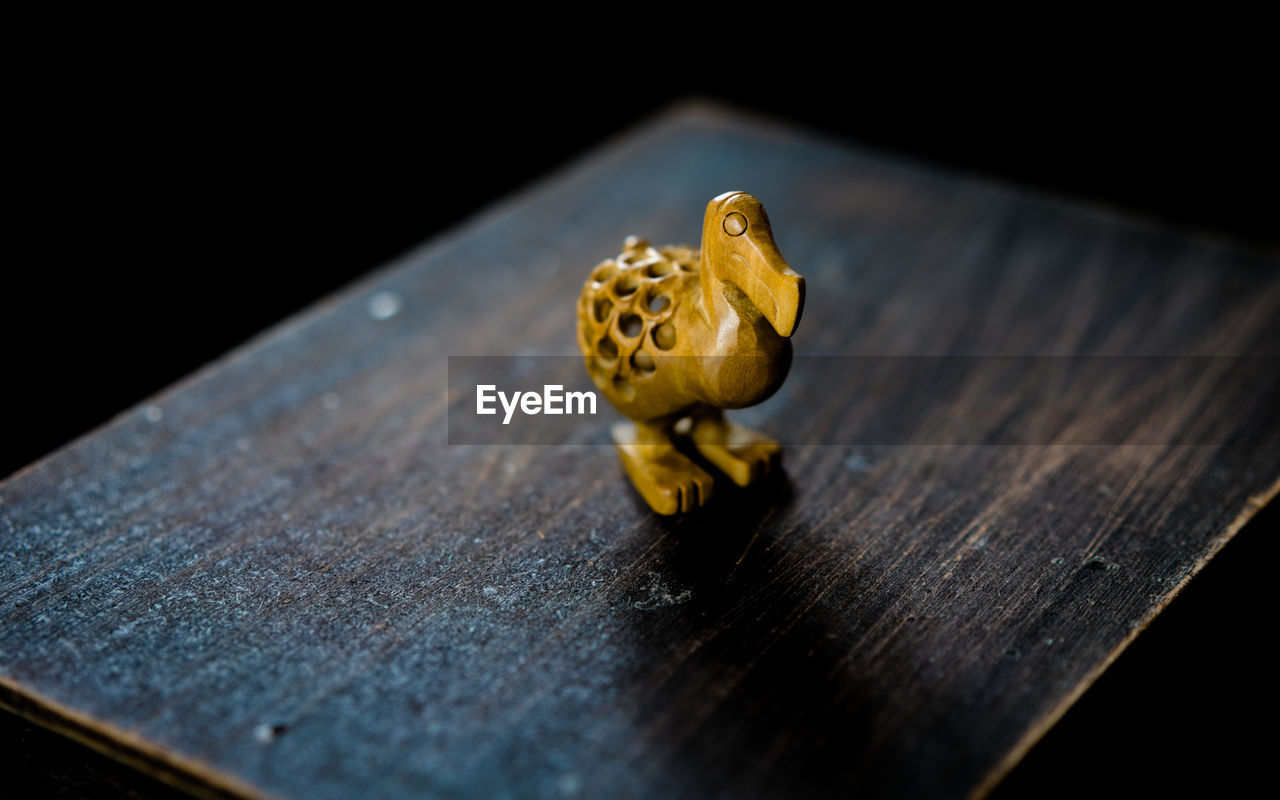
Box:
<box><xmin>576</xmin><ymin>191</ymin><xmax>804</xmax><ymax>514</ymax></box>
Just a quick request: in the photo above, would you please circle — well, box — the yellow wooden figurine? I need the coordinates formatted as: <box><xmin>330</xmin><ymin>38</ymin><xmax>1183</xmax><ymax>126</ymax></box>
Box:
<box><xmin>576</xmin><ymin>191</ymin><xmax>805</xmax><ymax>514</ymax></box>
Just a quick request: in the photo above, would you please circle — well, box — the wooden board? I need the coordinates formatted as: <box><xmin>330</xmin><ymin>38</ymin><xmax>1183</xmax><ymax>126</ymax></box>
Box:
<box><xmin>2</xmin><ymin>103</ymin><xmax>1278</xmax><ymax>799</ymax></box>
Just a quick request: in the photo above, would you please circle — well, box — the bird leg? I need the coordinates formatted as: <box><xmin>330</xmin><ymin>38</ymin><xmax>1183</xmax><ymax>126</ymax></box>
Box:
<box><xmin>687</xmin><ymin>408</ymin><xmax>781</xmax><ymax>487</ymax></box>
<box><xmin>612</xmin><ymin>420</ymin><xmax>715</xmax><ymax>515</ymax></box>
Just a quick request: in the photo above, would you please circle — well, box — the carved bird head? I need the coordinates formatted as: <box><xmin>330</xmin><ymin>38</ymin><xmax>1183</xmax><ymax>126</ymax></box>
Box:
<box><xmin>700</xmin><ymin>191</ymin><xmax>805</xmax><ymax>337</ymax></box>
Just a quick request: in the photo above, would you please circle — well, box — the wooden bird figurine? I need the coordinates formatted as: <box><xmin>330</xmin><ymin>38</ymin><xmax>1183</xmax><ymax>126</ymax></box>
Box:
<box><xmin>576</xmin><ymin>191</ymin><xmax>805</xmax><ymax>514</ymax></box>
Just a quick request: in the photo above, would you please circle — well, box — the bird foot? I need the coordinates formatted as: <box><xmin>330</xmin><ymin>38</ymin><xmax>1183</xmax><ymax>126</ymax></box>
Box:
<box><xmin>688</xmin><ymin>417</ymin><xmax>781</xmax><ymax>487</ymax></box>
<box><xmin>612</xmin><ymin>422</ymin><xmax>715</xmax><ymax>515</ymax></box>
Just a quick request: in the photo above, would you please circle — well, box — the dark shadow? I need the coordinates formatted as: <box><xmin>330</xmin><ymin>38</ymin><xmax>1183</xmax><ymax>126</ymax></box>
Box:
<box><xmin>616</xmin><ymin>465</ymin><xmax>900</xmax><ymax>797</ymax></box>
<box><xmin>617</xmin><ymin>460</ymin><xmax>1280</xmax><ymax>798</ymax></box>
<box><xmin>991</xmin><ymin>494</ymin><xmax>1280</xmax><ymax>798</ymax></box>
<box><xmin>0</xmin><ymin>708</ymin><xmax>198</xmax><ymax>800</ymax></box>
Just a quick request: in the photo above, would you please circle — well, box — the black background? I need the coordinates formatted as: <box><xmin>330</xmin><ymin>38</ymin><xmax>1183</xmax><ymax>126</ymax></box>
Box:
<box><xmin>4</xmin><ymin>30</ymin><xmax>1277</xmax><ymax>797</ymax></box>
<box><xmin>7</xmin><ymin>44</ymin><xmax>1277</xmax><ymax>481</ymax></box>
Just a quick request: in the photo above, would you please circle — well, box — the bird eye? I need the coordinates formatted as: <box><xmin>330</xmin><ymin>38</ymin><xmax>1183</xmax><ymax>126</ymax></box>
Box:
<box><xmin>723</xmin><ymin>212</ymin><xmax>747</xmax><ymax>236</ymax></box>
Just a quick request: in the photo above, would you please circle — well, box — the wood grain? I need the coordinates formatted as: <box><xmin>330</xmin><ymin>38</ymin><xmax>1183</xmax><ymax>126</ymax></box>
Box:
<box><xmin>2</xmin><ymin>102</ymin><xmax>1278</xmax><ymax>799</ymax></box>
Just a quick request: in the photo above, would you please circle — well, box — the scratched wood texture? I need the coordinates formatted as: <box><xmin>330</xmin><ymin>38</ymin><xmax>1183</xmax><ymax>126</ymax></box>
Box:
<box><xmin>2</xmin><ymin>103</ymin><xmax>1278</xmax><ymax>800</ymax></box>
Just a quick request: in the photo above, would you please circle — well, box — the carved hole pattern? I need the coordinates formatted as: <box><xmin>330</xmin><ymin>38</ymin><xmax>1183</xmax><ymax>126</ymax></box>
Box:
<box><xmin>613</xmin><ymin>271</ymin><xmax>640</xmax><ymax>298</ymax></box>
<box><xmin>612</xmin><ymin>374</ymin><xmax>636</xmax><ymax>401</ymax></box>
<box><xmin>618</xmin><ymin>313</ymin><xmax>643</xmax><ymax>339</ymax></box>
<box><xmin>580</xmin><ymin>243</ymin><xmax>687</xmax><ymax>386</ymax></box>
<box><xmin>592</xmin><ymin>263</ymin><xmax>618</xmax><ymax>284</ymax></box>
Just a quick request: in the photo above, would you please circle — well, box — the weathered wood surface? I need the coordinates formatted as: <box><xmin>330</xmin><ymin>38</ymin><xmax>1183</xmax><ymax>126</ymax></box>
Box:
<box><xmin>2</xmin><ymin>103</ymin><xmax>1278</xmax><ymax>799</ymax></box>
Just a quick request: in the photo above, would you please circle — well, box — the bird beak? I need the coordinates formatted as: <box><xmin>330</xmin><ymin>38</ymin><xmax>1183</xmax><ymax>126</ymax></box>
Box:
<box><xmin>739</xmin><ymin>230</ymin><xmax>805</xmax><ymax>338</ymax></box>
